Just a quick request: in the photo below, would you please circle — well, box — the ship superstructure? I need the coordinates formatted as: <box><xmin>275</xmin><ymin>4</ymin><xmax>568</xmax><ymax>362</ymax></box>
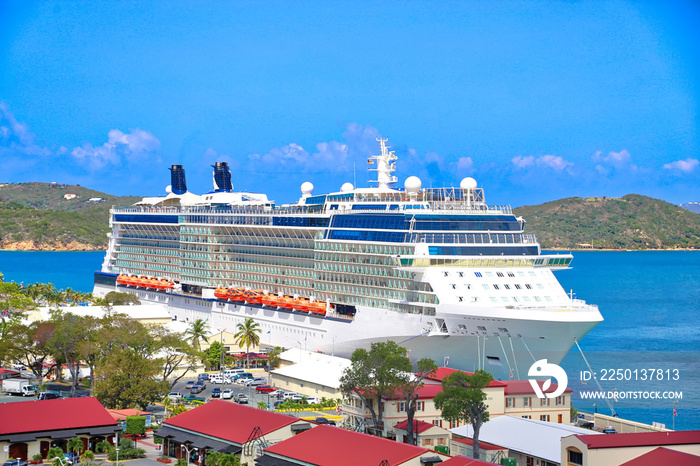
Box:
<box><xmin>94</xmin><ymin>138</ymin><xmax>602</xmax><ymax>379</ymax></box>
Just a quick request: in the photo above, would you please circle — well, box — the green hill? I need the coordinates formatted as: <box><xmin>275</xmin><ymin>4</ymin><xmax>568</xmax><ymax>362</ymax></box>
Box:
<box><xmin>0</xmin><ymin>182</ymin><xmax>140</xmax><ymax>250</ymax></box>
<box><xmin>514</xmin><ymin>194</ymin><xmax>700</xmax><ymax>250</ymax></box>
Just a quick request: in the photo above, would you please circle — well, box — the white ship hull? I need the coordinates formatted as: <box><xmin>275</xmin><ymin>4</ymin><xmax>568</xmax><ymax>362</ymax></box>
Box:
<box><xmin>94</xmin><ymin>282</ymin><xmax>601</xmax><ymax>380</ymax></box>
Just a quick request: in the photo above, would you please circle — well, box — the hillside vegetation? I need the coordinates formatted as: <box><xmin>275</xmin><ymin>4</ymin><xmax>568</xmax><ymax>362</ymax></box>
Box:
<box><xmin>0</xmin><ymin>182</ymin><xmax>140</xmax><ymax>250</ymax></box>
<box><xmin>514</xmin><ymin>194</ymin><xmax>700</xmax><ymax>250</ymax></box>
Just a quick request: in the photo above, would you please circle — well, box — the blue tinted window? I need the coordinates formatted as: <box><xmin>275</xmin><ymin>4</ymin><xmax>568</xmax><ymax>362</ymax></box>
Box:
<box><xmin>114</xmin><ymin>214</ymin><xmax>179</xmax><ymax>224</ymax></box>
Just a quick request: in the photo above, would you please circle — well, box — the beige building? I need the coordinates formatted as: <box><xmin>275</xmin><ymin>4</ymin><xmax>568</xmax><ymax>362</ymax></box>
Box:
<box><xmin>561</xmin><ymin>431</ymin><xmax>700</xmax><ymax>466</ymax></box>
<box><xmin>393</xmin><ymin>419</ymin><xmax>451</xmax><ymax>450</ymax></box>
<box><xmin>270</xmin><ymin>349</ymin><xmax>350</xmax><ymax>399</ymax></box>
<box><xmin>503</xmin><ymin>380</ymin><xmax>573</xmax><ymax>423</ymax></box>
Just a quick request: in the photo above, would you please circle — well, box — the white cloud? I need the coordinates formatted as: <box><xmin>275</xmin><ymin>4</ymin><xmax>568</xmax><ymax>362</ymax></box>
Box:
<box><xmin>0</xmin><ymin>101</ymin><xmax>52</xmax><ymax>157</ymax></box>
<box><xmin>511</xmin><ymin>154</ymin><xmax>571</xmax><ymax>171</ymax></box>
<box><xmin>455</xmin><ymin>156</ymin><xmax>474</xmax><ymax>173</ymax></box>
<box><xmin>512</xmin><ymin>155</ymin><xmax>535</xmax><ymax>168</ymax></box>
<box><xmin>592</xmin><ymin>149</ymin><xmax>637</xmax><ymax>170</ymax></box>
<box><xmin>663</xmin><ymin>158</ymin><xmax>699</xmax><ymax>173</ymax></box>
<box><xmin>71</xmin><ymin>128</ymin><xmax>161</xmax><ymax>170</ymax></box>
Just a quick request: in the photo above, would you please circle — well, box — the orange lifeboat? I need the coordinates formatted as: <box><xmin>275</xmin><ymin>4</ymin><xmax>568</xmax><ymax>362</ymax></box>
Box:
<box><xmin>116</xmin><ymin>275</ymin><xmax>129</xmax><ymax>286</ymax></box>
<box><xmin>261</xmin><ymin>293</ymin><xmax>278</xmax><ymax>307</ymax></box>
<box><xmin>243</xmin><ymin>290</ymin><xmax>265</xmax><ymax>305</ymax></box>
<box><xmin>307</xmin><ymin>300</ymin><xmax>327</xmax><ymax>316</ymax></box>
<box><xmin>227</xmin><ymin>287</ymin><xmax>246</xmax><ymax>301</ymax></box>
<box><xmin>276</xmin><ymin>296</ymin><xmax>294</xmax><ymax>310</ymax></box>
<box><xmin>292</xmin><ymin>297</ymin><xmax>310</xmax><ymax>312</ymax></box>
<box><xmin>214</xmin><ymin>287</ymin><xmax>228</xmax><ymax>300</ymax></box>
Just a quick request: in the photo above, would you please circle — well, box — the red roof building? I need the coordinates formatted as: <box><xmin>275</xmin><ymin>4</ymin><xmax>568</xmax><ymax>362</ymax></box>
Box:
<box><xmin>618</xmin><ymin>447</ymin><xmax>700</xmax><ymax>465</ymax></box>
<box><xmin>156</xmin><ymin>399</ymin><xmax>313</xmax><ymax>465</ymax></box>
<box><xmin>258</xmin><ymin>424</ymin><xmax>450</xmax><ymax>466</ymax></box>
<box><xmin>562</xmin><ymin>430</ymin><xmax>700</xmax><ymax>466</ymax></box>
<box><xmin>0</xmin><ymin>397</ymin><xmax>119</xmax><ymax>463</ymax></box>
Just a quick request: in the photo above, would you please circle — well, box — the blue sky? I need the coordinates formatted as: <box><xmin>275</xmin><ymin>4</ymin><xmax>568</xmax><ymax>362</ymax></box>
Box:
<box><xmin>1</xmin><ymin>0</ymin><xmax>698</xmax><ymax>206</ymax></box>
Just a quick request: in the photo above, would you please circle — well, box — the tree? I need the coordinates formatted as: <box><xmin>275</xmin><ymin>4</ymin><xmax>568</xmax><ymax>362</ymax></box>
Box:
<box><xmin>47</xmin><ymin>312</ymin><xmax>87</xmax><ymax>396</ymax></box>
<box><xmin>400</xmin><ymin>358</ymin><xmax>438</xmax><ymax>446</ymax></box>
<box><xmin>66</xmin><ymin>437</ymin><xmax>84</xmax><ymax>458</ymax></box>
<box><xmin>234</xmin><ymin>318</ymin><xmax>261</xmax><ymax>368</ymax></box>
<box><xmin>94</xmin><ymin>348</ymin><xmax>168</xmax><ymax>409</ymax></box>
<box><xmin>266</xmin><ymin>346</ymin><xmax>283</xmax><ymax>368</ymax></box>
<box><xmin>339</xmin><ymin>341</ymin><xmax>413</xmax><ymax>436</ymax></box>
<box><xmin>47</xmin><ymin>446</ymin><xmax>64</xmax><ymax>466</ymax></box>
<box><xmin>433</xmin><ymin>369</ymin><xmax>494</xmax><ymax>459</ymax></box>
<box><xmin>124</xmin><ymin>416</ymin><xmax>147</xmax><ymax>438</ymax></box>
<box><xmin>150</xmin><ymin>326</ymin><xmax>200</xmax><ymax>389</ymax></box>
<box><xmin>184</xmin><ymin>319</ymin><xmax>209</xmax><ymax>352</ymax></box>
<box><xmin>205</xmin><ymin>341</ymin><xmax>223</xmax><ymax>370</ymax></box>
<box><xmin>94</xmin><ymin>291</ymin><xmax>141</xmax><ymax>306</ymax></box>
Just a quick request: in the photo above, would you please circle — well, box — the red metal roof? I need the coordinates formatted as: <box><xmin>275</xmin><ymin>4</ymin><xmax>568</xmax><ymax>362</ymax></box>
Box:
<box><xmin>264</xmin><ymin>424</ymin><xmax>435</xmax><ymax>466</ymax></box>
<box><xmin>0</xmin><ymin>397</ymin><xmax>117</xmax><ymax>435</ymax></box>
<box><xmin>619</xmin><ymin>447</ymin><xmax>700</xmax><ymax>465</ymax></box>
<box><xmin>107</xmin><ymin>408</ymin><xmax>150</xmax><ymax>421</ymax></box>
<box><xmin>440</xmin><ymin>456</ymin><xmax>497</xmax><ymax>466</ymax></box>
<box><xmin>504</xmin><ymin>380</ymin><xmax>573</xmax><ymax>395</ymax></box>
<box><xmin>574</xmin><ymin>430</ymin><xmax>700</xmax><ymax>449</ymax></box>
<box><xmin>384</xmin><ymin>384</ymin><xmax>443</xmax><ymax>400</ymax></box>
<box><xmin>165</xmin><ymin>399</ymin><xmax>298</xmax><ymax>444</ymax></box>
<box><xmin>452</xmin><ymin>437</ymin><xmax>508</xmax><ymax>451</ymax></box>
<box><xmin>427</xmin><ymin>368</ymin><xmax>507</xmax><ymax>388</ymax></box>
<box><xmin>394</xmin><ymin>419</ymin><xmax>439</xmax><ymax>434</ymax></box>
<box><xmin>0</xmin><ymin>368</ymin><xmax>20</xmax><ymax>375</ymax></box>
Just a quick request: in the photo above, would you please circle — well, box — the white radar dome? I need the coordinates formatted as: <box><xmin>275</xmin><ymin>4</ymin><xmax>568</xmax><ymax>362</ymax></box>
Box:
<box><xmin>404</xmin><ymin>176</ymin><xmax>422</xmax><ymax>193</ymax></box>
<box><xmin>340</xmin><ymin>182</ymin><xmax>354</xmax><ymax>192</ymax></box>
<box><xmin>300</xmin><ymin>182</ymin><xmax>314</xmax><ymax>195</ymax></box>
<box><xmin>165</xmin><ymin>185</ymin><xmax>173</xmax><ymax>194</ymax></box>
<box><xmin>460</xmin><ymin>177</ymin><xmax>477</xmax><ymax>190</ymax></box>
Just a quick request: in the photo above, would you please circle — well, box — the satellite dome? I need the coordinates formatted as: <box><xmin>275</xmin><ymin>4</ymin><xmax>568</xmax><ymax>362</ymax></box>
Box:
<box><xmin>460</xmin><ymin>177</ymin><xmax>477</xmax><ymax>190</ymax></box>
<box><xmin>404</xmin><ymin>176</ymin><xmax>422</xmax><ymax>193</ymax></box>
<box><xmin>165</xmin><ymin>185</ymin><xmax>173</xmax><ymax>194</ymax></box>
<box><xmin>340</xmin><ymin>182</ymin><xmax>354</xmax><ymax>192</ymax></box>
<box><xmin>301</xmin><ymin>182</ymin><xmax>314</xmax><ymax>195</ymax></box>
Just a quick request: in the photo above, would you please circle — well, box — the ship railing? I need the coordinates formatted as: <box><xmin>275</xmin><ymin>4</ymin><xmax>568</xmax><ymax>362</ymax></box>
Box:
<box><xmin>407</xmin><ymin>232</ymin><xmax>537</xmax><ymax>245</ymax></box>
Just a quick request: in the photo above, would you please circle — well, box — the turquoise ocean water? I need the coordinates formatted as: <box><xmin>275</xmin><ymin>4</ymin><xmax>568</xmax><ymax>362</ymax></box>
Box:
<box><xmin>0</xmin><ymin>250</ymin><xmax>698</xmax><ymax>429</ymax></box>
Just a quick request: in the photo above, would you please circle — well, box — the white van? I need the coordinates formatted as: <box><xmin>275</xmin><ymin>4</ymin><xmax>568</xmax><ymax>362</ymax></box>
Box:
<box><xmin>209</xmin><ymin>374</ymin><xmax>225</xmax><ymax>384</ymax></box>
<box><xmin>224</xmin><ymin>369</ymin><xmax>245</xmax><ymax>378</ymax></box>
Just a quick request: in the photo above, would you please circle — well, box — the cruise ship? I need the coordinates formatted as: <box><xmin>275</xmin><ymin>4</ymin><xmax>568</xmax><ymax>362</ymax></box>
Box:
<box><xmin>93</xmin><ymin>138</ymin><xmax>603</xmax><ymax>379</ymax></box>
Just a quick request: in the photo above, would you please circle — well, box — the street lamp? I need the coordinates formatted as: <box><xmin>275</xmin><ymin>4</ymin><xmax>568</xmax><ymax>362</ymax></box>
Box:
<box><xmin>180</xmin><ymin>444</ymin><xmax>197</xmax><ymax>466</ymax></box>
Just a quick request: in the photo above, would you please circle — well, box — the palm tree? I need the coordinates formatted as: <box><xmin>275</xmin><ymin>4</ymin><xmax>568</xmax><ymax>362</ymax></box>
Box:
<box><xmin>184</xmin><ymin>319</ymin><xmax>209</xmax><ymax>352</ymax></box>
<box><xmin>234</xmin><ymin>318</ymin><xmax>261</xmax><ymax>369</ymax></box>
<box><xmin>67</xmin><ymin>437</ymin><xmax>84</xmax><ymax>458</ymax></box>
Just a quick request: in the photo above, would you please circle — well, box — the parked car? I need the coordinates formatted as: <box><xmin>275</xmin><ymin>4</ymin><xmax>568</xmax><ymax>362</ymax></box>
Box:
<box><xmin>280</xmin><ymin>392</ymin><xmax>297</xmax><ymax>401</ymax></box>
<box><xmin>195</xmin><ymin>379</ymin><xmax>206</xmax><ymax>388</ymax></box>
<box><xmin>185</xmin><ymin>380</ymin><xmax>196</xmax><ymax>389</ymax></box>
<box><xmin>209</xmin><ymin>374</ymin><xmax>224</xmax><ymax>384</ymax></box>
<box><xmin>183</xmin><ymin>394</ymin><xmax>206</xmax><ymax>403</ymax></box>
<box><xmin>234</xmin><ymin>373</ymin><xmax>253</xmax><ymax>384</ymax></box>
<box><xmin>211</xmin><ymin>387</ymin><xmax>221</xmax><ymax>398</ymax></box>
<box><xmin>246</xmin><ymin>377</ymin><xmax>267</xmax><ymax>387</ymax></box>
<box><xmin>37</xmin><ymin>391</ymin><xmax>60</xmax><ymax>400</ymax></box>
<box><xmin>197</xmin><ymin>373</ymin><xmax>209</xmax><ymax>380</ymax></box>
<box><xmin>167</xmin><ymin>392</ymin><xmax>183</xmax><ymax>401</ymax></box>
<box><xmin>314</xmin><ymin>417</ymin><xmax>336</xmax><ymax>426</ymax></box>
<box><xmin>3</xmin><ymin>460</ymin><xmax>28</xmax><ymax>466</ymax></box>
<box><xmin>306</xmin><ymin>396</ymin><xmax>320</xmax><ymax>404</ymax></box>
<box><xmin>190</xmin><ymin>385</ymin><xmax>204</xmax><ymax>394</ymax></box>
<box><xmin>290</xmin><ymin>393</ymin><xmax>304</xmax><ymax>402</ymax></box>
<box><xmin>221</xmin><ymin>388</ymin><xmax>233</xmax><ymax>399</ymax></box>
<box><xmin>235</xmin><ymin>393</ymin><xmax>248</xmax><ymax>404</ymax></box>
<box><xmin>255</xmin><ymin>385</ymin><xmax>276</xmax><ymax>393</ymax></box>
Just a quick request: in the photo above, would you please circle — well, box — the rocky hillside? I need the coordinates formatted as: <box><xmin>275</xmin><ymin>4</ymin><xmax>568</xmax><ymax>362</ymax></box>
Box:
<box><xmin>514</xmin><ymin>194</ymin><xmax>700</xmax><ymax>250</ymax></box>
<box><xmin>0</xmin><ymin>182</ymin><xmax>140</xmax><ymax>250</ymax></box>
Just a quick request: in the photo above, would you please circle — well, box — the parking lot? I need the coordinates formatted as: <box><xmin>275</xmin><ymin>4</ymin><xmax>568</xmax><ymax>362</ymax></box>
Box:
<box><xmin>169</xmin><ymin>371</ymin><xmax>281</xmax><ymax>409</ymax></box>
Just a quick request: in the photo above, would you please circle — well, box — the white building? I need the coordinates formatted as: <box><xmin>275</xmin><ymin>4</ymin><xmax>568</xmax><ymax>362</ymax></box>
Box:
<box><xmin>270</xmin><ymin>349</ymin><xmax>350</xmax><ymax>399</ymax></box>
<box><xmin>451</xmin><ymin>415</ymin><xmax>601</xmax><ymax>466</ymax></box>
